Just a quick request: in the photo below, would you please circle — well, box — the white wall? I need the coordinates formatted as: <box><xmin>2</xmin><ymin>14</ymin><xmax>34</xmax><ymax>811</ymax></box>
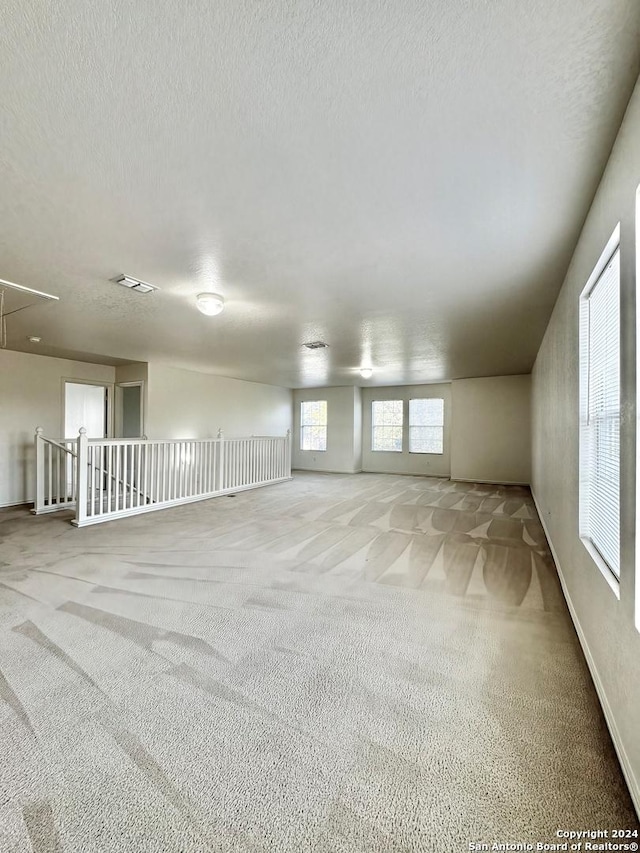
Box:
<box><xmin>361</xmin><ymin>384</ymin><xmax>451</xmax><ymax>477</ymax></box>
<box><xmin>451</xmin><ymin>375</ymin><xmax>531</xmax><ymax>485</ymax></box>
<box><xmin>532</xmin><ymin>80</ymin><xmax>640</xmax><ymax>811</ymax></box>
<box><xmin>0</xmin><ymin>350</ymin><xmax>115</xmax><ymax>507</ymax></box>
<box><xmin>292</xmin><ymin>386</ymin><xmax>362</xmax><ymax>473</ymax></box>
<box><xmin>146</xmin><ymin>363</ymin><xmax>291</xmax><ymax>439</ymax></box>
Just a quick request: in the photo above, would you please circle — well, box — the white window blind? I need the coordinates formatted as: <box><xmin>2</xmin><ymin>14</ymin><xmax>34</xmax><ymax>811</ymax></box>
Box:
<box><xmin>372</xmin><ymin>400</ymin><xmax>403</xmax><ymax>451</ymax></box>
<box><xmin>579</xmin><ymin>245</ymin><xmax>620</xmax><ymax>580</ymax></box>
<box><xmin>300</xmin><ymin>400</ymin><xmax>327</xmax><ymax>451</ymax></box>
<box><xmin>409</xmin><ymin>398</ymin><xmax>444</xmax><ymax>454</ymax></box>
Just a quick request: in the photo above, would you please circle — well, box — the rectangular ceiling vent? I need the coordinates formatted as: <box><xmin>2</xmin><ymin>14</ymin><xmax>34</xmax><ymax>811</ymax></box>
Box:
<box><xmin>303</xmin><ymin>340</ymin><xmax>329</xmax><ymax>349</ymax></box>
<box><xmin>116</xmin><ymin>275</ymin><xmax>158</xmax><ymax>294</ymax></box>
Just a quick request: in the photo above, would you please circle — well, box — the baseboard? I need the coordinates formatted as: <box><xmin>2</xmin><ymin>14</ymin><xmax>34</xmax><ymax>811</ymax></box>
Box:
<box><xmin>531</xmin><ymin>488</ymin><xmax>640</xmax><ymax>817</ymax></box>
<box><xmin>452</xmin><ymin>477</ymin><xmax>530</xmax><ymax>486</ymax></box>
<box><xmin>0</xmin><ymin>499</ymin><xmax>31</xmax><ymax>510</ymax></box>
<box><xmin>360</xmin><ymin>468</ymin><xmax>449</xmax><ymax>478</ymax></box>
<box><xmin>292</xmin><ymin>467</ymin><xmax>362</xmax><ymax>475</ymax></box>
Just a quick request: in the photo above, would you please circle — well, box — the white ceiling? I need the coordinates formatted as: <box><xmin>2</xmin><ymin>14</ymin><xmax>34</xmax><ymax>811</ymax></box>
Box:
<box><xmin>2</xmin><ymin>0</ymin><xmax>639</xmax><ymax>388</ymax></box>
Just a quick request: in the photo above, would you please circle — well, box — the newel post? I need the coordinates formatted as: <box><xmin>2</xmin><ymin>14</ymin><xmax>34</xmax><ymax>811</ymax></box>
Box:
<box><xmin>34</xmin><ymin>427</ymin><xmax>45</xmax><ymax>513</ymax></box>
<box><xmin>75</xmin><ymin>428</ymin><xmax>88</xmax><ymax>526</ymax></box>
<box><xmin>286</xmin><ymin>429</ymin><xmax>292</xmax><ymax>478</ymax></box>
<box><xmin>217</xmin><ymin>429</ymin><xmax>225</xmax><ymax>491</ymax></box>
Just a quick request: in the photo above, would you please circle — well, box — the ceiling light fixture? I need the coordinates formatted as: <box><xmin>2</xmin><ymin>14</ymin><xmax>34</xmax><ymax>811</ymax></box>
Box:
<box><xmin>196</xmin><ymin>292</ymin><xmax>225</xmax><ymax>316</ymax></box>
<box><xmin>303</xmin><ymin>341</ymin><xmax>328</xmax><ymax>349</ymax></box>
<box><xmin>360</xmin><ymin>367</ymin><xmax>373</xmax><ymax>379</ymax></box>
<box><xmin>28</xmin><ymin>335</ymin><xmax>42</xmax><ymax>343</ymax></box>
<box><xmin>115</xmin><ymin>275</ymin><xmax>158</xmax><ymax>294</ymax></box>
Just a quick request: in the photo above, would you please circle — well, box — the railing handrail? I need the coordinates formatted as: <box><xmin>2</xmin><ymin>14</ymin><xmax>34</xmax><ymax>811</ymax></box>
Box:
<box><xmin>35</xmin><ymin>430</ymin><xmax>79</xmax><ymax>458</ymax></box>
<box><xmin>83</xmin><ymin>434</ymin><xmax>288</xmax><ymax>446</ymax></box>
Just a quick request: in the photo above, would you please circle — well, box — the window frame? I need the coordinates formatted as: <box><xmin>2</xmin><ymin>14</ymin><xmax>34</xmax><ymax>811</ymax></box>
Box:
<box><xmin>371</xmin><ymin>399</ymin><xmax>404</xmax><ymax>452</ymax></box>
<box><xmin>300</xmin><ymin>400</ymin><xmax>328</xmax><ymax>452</ymax></box>
<box><xmin>408</xmin><ymin>397</ymin><xmax>445</xmax><ymax>455</ymax></box>
<box><xmin>636</xmin><ymin>188</ymin><xmax>640</xmax><ymax>631</ymax></box>
<box><xmin>578</xmin><ymin>223</ymin><xmax>621</xmax><ymax>596</ymax></box>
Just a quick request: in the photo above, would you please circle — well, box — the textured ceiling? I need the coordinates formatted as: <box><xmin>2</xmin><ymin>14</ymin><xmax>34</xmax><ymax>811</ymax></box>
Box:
<box><xmin>1</xmin><ymin>0</ymin><xmax>639</xmax><ymax>388</ymax></box>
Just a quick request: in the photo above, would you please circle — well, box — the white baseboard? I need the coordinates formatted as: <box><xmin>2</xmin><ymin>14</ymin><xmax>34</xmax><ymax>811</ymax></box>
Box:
<box><xmin>531</xmin><ymin>488</ymin><xmax>640</xmax><ymax>817</ymax></box>
<box><xmin>0</xmin><ymin>499</ymin><xmax>31</xmax><ymax>510</ymax></box>
<box><xmin>452</xmin><ymin>477</ymin><xmax>530</xmax><ymax>486</ymax></box>
<box><xmin>360</xmin><ymin>468</ymin><xmax>449</xmax><ymax>477</ymax></box>
<box><xmin>292</xmin><ymin>467</ymin><xmax>362</xmax><ymax>475</ymax></box>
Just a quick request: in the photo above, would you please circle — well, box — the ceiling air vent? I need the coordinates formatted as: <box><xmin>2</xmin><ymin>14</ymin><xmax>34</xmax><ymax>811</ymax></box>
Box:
<box><xmin>116</xmin><ymin>275</ymin><xmax>158</xmax><ymax>294</ymax></box>
<box><xmin>303</xmin><ymin>341</ymin><xmax>329</xmax><ymax>349</ymax></box>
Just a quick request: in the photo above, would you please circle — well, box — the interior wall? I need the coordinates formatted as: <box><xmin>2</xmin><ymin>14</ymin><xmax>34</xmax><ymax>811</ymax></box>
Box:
<box><xmin>361</xmin><ymin>384</ymin><xmax>451</xmax><ymax>477</ymax></box>
<box><xmin>451</xmin><ymin>375</ymin><xmax>531</xmax><ymax>485</ymax></box>
<box><xmin>146</xmin><ymin>363</ymin><xmax>292</xmax><ymax>440</ymax></box>
<box><xmin>531</xmin><ymin>79</ymin><xmax>640</xmax><ymax>811</ymax></box>
<box><xmin>0</xmin><ymin>350</ymin><xmax>115</xmax><ymax>507</ymax></box>
<box><xmin>292</xmin><ymin>386</ymin><xmax>362</xmax><ymax>473</ymax></box>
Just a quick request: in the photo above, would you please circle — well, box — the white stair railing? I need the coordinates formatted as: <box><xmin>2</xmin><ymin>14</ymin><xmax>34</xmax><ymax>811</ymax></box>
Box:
<box><xmin>72</xmin><ymin>429</ymin><xmax>292</xmax><ymax>527</ymax></box>
<box><xmin>33</xmin><ymin>428</ymin><xmax>79</xmax><ymax>514</ymax></box>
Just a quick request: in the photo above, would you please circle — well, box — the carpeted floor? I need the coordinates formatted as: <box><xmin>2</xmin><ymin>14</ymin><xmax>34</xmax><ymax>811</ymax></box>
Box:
<box><xmin>0</xmin><ymin>471</ymin><xmax>637</xmax><ymax>851</ymax></box>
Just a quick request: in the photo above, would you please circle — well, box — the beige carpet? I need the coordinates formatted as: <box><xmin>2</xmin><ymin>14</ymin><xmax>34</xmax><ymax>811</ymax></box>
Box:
<box><xmin>0</xmin><ymin>471</ymin><xmax>637</xmax><ymax>851</ymax></box>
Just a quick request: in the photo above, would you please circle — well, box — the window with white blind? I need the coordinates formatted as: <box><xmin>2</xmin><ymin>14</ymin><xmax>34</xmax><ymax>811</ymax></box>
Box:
<box><xmin>409</xmin><ymin>398</ymin><xmax>444</xmax><ymax>454</ymax></box>
<box><xmin>300</xmin><ymin>400</ymin><xmax>327</xmax><ymax>451</ymax></box>
<box><xmin>579</xmin><ymin>227</ymin><xmax>620</xmax><ymax>586</ymax></box>
<box><xmin>372</xmin><ymin>400</ymin><xmax>403</xmax><ymax>451</ymax></box>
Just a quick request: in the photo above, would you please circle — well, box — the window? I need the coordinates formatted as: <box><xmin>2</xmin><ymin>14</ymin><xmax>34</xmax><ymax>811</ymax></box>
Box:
<box><xmin>409</xmin><ymin>398</ymin><xmax>444</xmax><ymax>454</ymax></box>
<box><xmin>300</xmin><ymin>400</ymin><xmax>327</xmax><ymax>451</ymax></box>
<box><xmin>579</xmin><ymin>227</ymin><xmax>620</xmax><ymax>585</ymax></box>
<box><xmin>372</xmin><ymin>400</ymin><xmax>403</xmax><ymax>451</ymax></box>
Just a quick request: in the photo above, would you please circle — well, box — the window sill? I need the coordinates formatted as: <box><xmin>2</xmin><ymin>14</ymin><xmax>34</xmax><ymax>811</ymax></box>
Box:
<box><xmin>579</xmin><ymin>536</ymin><xmax>620</xmax><ymax>600</ymax></box>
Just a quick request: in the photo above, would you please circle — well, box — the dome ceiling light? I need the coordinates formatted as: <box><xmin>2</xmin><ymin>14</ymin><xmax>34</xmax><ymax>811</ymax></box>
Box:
<box><xmin>360</xmin><ymin>367</ymin><xmax>373</xmax><ymax>379</ymax></box>
<box><xmin>196</xmin><ymin>292</ymin><xmax>225</xmax><ymax>316</ymax></box>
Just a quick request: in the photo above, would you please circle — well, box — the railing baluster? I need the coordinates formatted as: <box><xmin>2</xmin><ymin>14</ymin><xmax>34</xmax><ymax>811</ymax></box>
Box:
<box><xmin>68</xmin><ymin>442</ymin><xmax>73</xmax><ymax>503</ymax></box>
<box><xmin>136</xmin><ymin>442</ymin><xmax>142</xmax><ymax>507</ymax></box>
<box><xmin>160</xmin><ymin>444</ymin><xmax>165</xmax><ymax>502</ymax></box>
<box><xmin>89</xmin><ymin>444</ymin><xmax>95</xmax><ymax>517</ymax></box>
<box><xmin>150</xmin><ymin>443</ymin><xmax>155</xmax><ymax>505</ymax></box>
<box><xmin>173</xmin><ymin>443</ymin><xmax>178</xmax><ymax>500</ymax></box>
<box><xmin>46</xmin><ymin>444</ymin><xmax>52</xmax><ymax>508</ymax></box>
<box><xmin>97</xmin><ymin>443</ymin><xmax>103</xmax><ymax>515</ymax></box>
<box><xmin>170</xmin><ymin>442</ymin><xmax>174</xmax><ymax>500</ymax></box>
<box><xmin>127</xmin><ymin>443</ymin><xmax>132</xmax><ymax>508</ymax></box>
<box><xmin>116</xmin><ymin>443</ymin><xmax>121</xmax><ymax>511</ymax></box>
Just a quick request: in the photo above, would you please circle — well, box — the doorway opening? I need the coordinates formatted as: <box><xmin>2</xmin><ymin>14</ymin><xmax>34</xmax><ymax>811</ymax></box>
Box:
<box><xmin>63</xmin><ymin>381</ymin><xmax>110</xmax><ymax>439</ymax></box>
<box><xmin>115</xmin><ymin>381</ymin><xmax>144</xmax><ymax>438</ymax></box>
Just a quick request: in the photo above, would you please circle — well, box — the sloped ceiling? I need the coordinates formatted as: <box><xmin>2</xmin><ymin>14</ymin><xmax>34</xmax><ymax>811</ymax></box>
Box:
<box><xmin>1</xmin><ymin>0</ymin><xmax>639</xmax><ymax>387</ymax></box>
